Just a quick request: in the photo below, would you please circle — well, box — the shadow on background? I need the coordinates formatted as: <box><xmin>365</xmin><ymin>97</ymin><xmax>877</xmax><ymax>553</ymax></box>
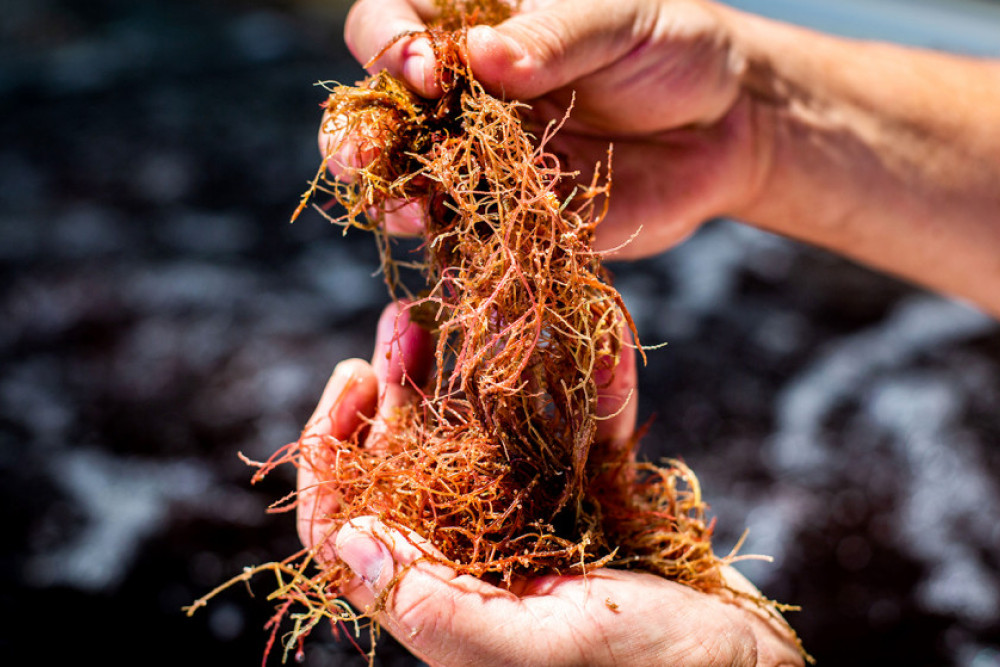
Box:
<box><xmin>2</xmin><ymin>1</ymin><xmax>1000</xmax><ymax>665</ymax></box>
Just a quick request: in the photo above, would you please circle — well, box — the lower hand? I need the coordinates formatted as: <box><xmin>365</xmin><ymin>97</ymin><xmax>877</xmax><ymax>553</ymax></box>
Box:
<box><xmin>296</xmin><ymin>301</ymin><xmax>803</xmax><ymax>666</ymax></box>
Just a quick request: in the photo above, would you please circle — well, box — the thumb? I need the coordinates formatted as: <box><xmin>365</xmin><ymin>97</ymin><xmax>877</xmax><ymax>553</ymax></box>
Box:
<box><xmin>466</xmin><ymin>2</ymin><xmax>644</xmax><ymax>99</ymax></box>
<box><xmin>335</xmin><ymin>517</ymin><xmax>527</xmax><ymax>666</ymax></box>
<box><xmin>594</xmin><ymin>322</ymin><xmax>638</xmax><ymax>449</ymax></box>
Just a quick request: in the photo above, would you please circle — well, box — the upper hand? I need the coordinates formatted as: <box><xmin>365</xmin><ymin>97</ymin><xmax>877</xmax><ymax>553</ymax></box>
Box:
<box><xmin>336</xmin><ymin>0</ymin><xmax>771</xmax><ymax>258</ymax></box>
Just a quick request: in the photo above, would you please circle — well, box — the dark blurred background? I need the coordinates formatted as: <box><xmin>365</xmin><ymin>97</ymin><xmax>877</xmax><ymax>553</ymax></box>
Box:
<box><xmin>3</xmin><ymin>0</ymin><xmax>1000</xmax><ymax>665</ymax></box>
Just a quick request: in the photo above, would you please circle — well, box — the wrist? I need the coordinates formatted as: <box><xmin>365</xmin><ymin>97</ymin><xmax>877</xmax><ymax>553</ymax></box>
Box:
<box><xmin>713</xmin><ymin>5</ymin><xmax>905</xmax><ymax>256</ymax></box>
<box><xmin>708</xmin><ymin>4</ymin><xmax>1000</xmax><ymax>316</ymax></box>
<box><xmin>697</xmin><ymin>2</ymin><xmax>784</xmax><ymax>231</ymax></box>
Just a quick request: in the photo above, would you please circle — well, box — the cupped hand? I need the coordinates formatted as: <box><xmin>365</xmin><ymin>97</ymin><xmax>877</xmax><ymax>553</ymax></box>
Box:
<box><xmin>334</xmin><ymin>517</ymin><xmax>803</xmax><ymax>667</ymax></box>
<box><xmin>334</xmin><ymin>0</ymin><xmax>771</xmax><ymax>258</ymax></box>
<box><xmin>295</xmin><ymin>302</ymin><xmax>802</xmax><ymax>665</ymax></box>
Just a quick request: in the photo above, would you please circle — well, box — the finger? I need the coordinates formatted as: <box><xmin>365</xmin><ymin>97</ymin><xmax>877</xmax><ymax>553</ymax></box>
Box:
<box><xmin>594</xmin><ymin>322</ymin><xmax>638</xmax><ymax>449</ymax></box>
<box><xmin>469</xmin><ymin>2</ymin><xmax>739</xmax><ymax>133</ymax></box>
<box><xmin>720</xmin><ymin>566</ymin><xmax>808</xmax><ymax>666</ymax></box>
<box><xmin>297</xmin><ymin>360</ymin><xmax>379</xmax><ymax>557</ymax></box>
<box><xmin>317</xmin><ymin>106</ymin><xmax>382</xmax><ymax>185</ymax></box>
<box><xmin>466</xmin><ymin>1</ymin><xmax>643</xmax><ymax>100</ymax></box>
<box><xmin>372</xmin><ymin>301</ymin><xmax>435</xmax><ymax>417</ymax></box>
<box><xmin>335</xmin><ymin>517</ymin><xmax>527</xmax><ymax>665</ymax></box>
<box><xmin>302</xmin><ymin>358</ymin><xmax>379</xmax><ymax>442</ymax></box>
<box><xmin>382</xmin><ymin>198</ymin><xmax>426</xmax><ymax>236</ymax></box>
<box><xmin>344</xmin><ymin>0</ymin><xmax>442</xmax><ymax>97</ymax></box>
<box><xmin>315</xmin><ymin>111</ymin><xmax>428</xmax><ymax>234</ymax></box>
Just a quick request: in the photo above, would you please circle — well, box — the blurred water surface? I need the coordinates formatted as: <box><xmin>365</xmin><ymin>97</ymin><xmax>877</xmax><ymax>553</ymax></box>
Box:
<box><xmin>731</xmin><ymin>0</ymin><xmax>1000</xmax><ymax>53</ymax></box>
<box><xmin>3</xmin><ymin>0</ymin><xmax>1000</xmax><ymax>665</ymax></box>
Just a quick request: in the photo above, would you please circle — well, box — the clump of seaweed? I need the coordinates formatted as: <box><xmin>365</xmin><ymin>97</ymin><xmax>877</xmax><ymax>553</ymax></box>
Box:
<box><xmin>188</xmin><ymin>0</ymin><xmax>806</xmax><ymax>662</ymax></box>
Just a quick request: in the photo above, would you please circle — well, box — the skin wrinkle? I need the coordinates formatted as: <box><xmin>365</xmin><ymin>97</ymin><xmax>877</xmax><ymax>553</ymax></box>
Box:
<box><xmin>593</xmin><ymin>619</ymin><xmax>618</xmax><ymax>666</ymax></box>
<box><xmin>561</xmin><ymin>592</ymin><xmax>609</xmax><ymax>663</ymax></box>
<box><xmin>602</xmin><ymin>0</ymin><xmax>657</xmax><ymax>85</ymax></box>
<box><xmin>611</xmin><ymin>33</ymin><xmax>656</xmax><ymax>90</ymax></box>
<box><xmin>738</xmin><ymin>49</ymin><xmax>886</xmax><ymax>244</ymax></box>
<box><xmin>387</xmin><ymin>563</ymin><xmax>530</xmax><ymax>664</ymax></box>
<box><xmin>711</xmin><ymin>632</ymin><xmax>751</xmax><ymax>667</ymax></box>
<box><xmin>615</xmin><ymin>614</ymin><xmax>665</xmax><ymax>666</ymax></box>
<box><xmin>514</xmin><ymin>601</ymin><xmax>560</xmax><ymax>667</ymax></box>
<box><xmin>494</xmin><ymin>598</ymin><xmax>540</xmax><ymax>658</ymax></box>
<box><xmin>568</xmin><ymin>629</ymin><xmax>601</xmax><ymax>666</ymax></box>
<box><xmin>513</xmin><ymin>15</ymin><xmax>571</xmax><ymax>74</ymax></box>
<box><xmin>479</xmin><ymin>585</ymin><xmax>539</xmax><ymax>660</ymax></box>
<box><xmin>654</xmin><ymin>3</ymin><xmax>737</xmax><ymax>124</ymax></box>
<box><xmin>518</xmin><ymin>591</ymin><xmax>594</xmax><ymax>665</ymax></box>
<box><xmin>383</xmin><ymin>574</ymin><xmax>453</xmax><ymax>649</ymax></box>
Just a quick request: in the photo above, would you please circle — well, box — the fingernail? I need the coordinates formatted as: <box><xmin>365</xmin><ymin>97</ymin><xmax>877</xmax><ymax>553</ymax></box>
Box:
<box><xmin>338</xmin><ymin>532</ymin><xmax>390</xmax><ymax>591</ymax></box>
<box><xmin>376</xmin><ymin>305</ymin><xmax>408</xmax><ymax>384</ymax></box>
<box><xmin>401</xmin><ymin>36</ymin><xmax>436</xmax><ymax>92</ymax></box>
<box><xmin>403</xmin><ymin>55</ymin><xmax>427</xmax><ymax>92</ymax></box>
<box><xmin>329</xmin><ymin>361</ymin><xmax>355</xmax><ymax>397</ymax></box>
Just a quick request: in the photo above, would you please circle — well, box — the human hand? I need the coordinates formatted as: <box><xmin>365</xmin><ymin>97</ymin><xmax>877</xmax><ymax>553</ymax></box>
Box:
<box><xmin>333</xmin><ymin>517</ymin><xmax>803</xmax><ymax>666</ymax></box>
<box><xmin>296</xmin><ymin>302</ymin><xmax>802</xmax><ymax>666</ymax></box>
<box><xmin>297</xmin><ymin>298</ymin><xmax>636</xmax><ymax>563</ymax></box>
<box><xmin>332</xmin><ymin>0</ymin><xmax>770</xmax><ymax>258</ymax></box>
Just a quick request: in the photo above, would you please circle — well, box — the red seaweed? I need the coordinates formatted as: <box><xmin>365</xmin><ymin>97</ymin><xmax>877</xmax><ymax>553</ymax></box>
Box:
<box><xmin>187</xmin><ymin>2</ymin><xmax>807</xmax><ymax>662</ymax></box>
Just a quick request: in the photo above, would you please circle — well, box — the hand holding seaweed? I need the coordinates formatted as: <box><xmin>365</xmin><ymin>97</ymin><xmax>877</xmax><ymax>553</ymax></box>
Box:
<box><xmin>293</xmin><ymin>301</ymin><xmax>804</xmax><ymax>667</ymax></box>
<box><xmin>299</xmin><ymin>0</ymin><xmax>724</xmax><ymax>587</ymax></box>
<box><xmin>188</xmin><ymin>1</ymin><xmax>808</xmax><ymax>663</ymax></box>
<box><xmin>340</xmin><ymin>0</ymin><xmax>769</xmax><ymax>259</ymax></box>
